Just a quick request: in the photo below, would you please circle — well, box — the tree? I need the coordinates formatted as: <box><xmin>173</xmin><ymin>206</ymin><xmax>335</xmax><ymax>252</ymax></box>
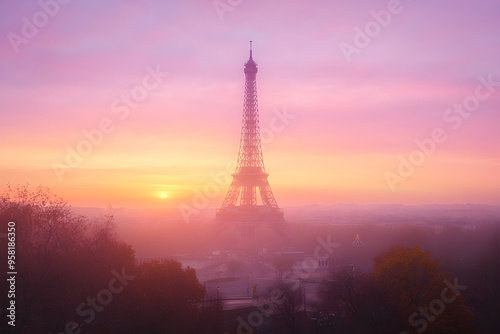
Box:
<box><xmin>270</xmin><ymin>282</ymin><xmax>304</xmax><ymax>334</ymax></box>
<box><xmin>319</xmin><ymin>267</ymin><xmax>399</xmax><ymax>334</ymax></box>
<box><xmin>109</xmin><ymin>260</ymin><xmax>217</xmax><ymax>334</ymax></box>
<box><xmin>320</xmin><ymin>246</ymin><xmax>475</xmax><ymax>334</ymax></box>
<box><xmin>372</xmin><ymin>246</ymin><xmax>474</xmax><ymax>334</ymax></box>
<box><xmin>0</xmin><ymin>185</ymin><xmax>225</xmax><ymax>333</ymax></box>
<box><xmin>467</xmin><ymin>228</ymin><xmax>500</xmax><ymax>334</ymax></box>
<box><xmin>0</xmin><ymin>184</ymin><xmax>134</xmax><ymax>334</ymax></box>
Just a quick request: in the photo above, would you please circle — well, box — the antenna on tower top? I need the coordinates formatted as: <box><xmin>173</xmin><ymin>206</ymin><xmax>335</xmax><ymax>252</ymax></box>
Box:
<box><xmin>249</xmin><ymin>40</ymin><xmax>253</xmax><ymax>59</ymax></box>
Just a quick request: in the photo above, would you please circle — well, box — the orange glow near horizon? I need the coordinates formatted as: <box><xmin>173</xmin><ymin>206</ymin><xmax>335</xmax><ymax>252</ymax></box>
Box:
<box><xmin>1</xmin><ymin>1</ymin><xmax>499</xmax><ymax>209</ymax></box>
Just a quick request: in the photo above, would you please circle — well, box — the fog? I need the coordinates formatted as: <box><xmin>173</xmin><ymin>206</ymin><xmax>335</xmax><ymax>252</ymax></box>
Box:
<box><xmin>2</xmin><ymin>186</ymin><xmax>500</xmax><ymax>333</ymax></box>
<box><xmin>95</xmin><ymin>204</ymin><xmax>500</xmax><ymax>333</ymax></box>
<box><xmin>82</xmin><ymin>204</ymin><xmax>500</xmax><ymax>259</ymax></box>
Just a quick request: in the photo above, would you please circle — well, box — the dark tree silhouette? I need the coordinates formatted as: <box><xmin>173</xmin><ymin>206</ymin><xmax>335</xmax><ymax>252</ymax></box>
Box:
<box><xmin>320</xmin><ymin>246</ymin><xmax>475</xmax><ymax>334</ymax></box>
<box><xmin>319</xmin><ymin>267</ymin><xmax>400</xmax><ymax>334</ymax></box>
<box><xmin>0</xmin><ymin>185</ymin><xmax>134</xmax><ymax>333</ymax></box>
<box><xmin>467</xmin><ymin>228</ymin><xmax>500</xmax><ymax>334</ymax></box>
<box><xmin>0</xmin><ymin>185</ymin><xmax>225</xmax><ymax>334</ymax></box>
<box><xmin>270</xmin><ymin>282</ymin><xmax>304</xmax><ymax>334</ymax></box>
<box><xmin>105</xmin><ymin>260</ymin><xmax>223</xmax><ymax>334</ymax></box>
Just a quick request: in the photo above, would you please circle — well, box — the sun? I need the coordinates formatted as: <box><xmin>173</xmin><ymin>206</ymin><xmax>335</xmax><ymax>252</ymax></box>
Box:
<box><xmin>159</xmin><ymin>193</ymin><xmax>168</xmax><ymax>199</ymax></box>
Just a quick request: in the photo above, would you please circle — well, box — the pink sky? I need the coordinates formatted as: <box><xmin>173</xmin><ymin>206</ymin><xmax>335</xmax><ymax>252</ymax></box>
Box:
<box><xmin>1</xmin><ymin>0</ymin><xmax>499</xmax><ymax>209</ymax></box>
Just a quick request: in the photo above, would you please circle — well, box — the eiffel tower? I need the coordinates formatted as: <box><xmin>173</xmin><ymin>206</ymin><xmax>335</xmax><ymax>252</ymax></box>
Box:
<box><xmin>216</xmin><ymin>42</ymin><xmax>284</xmax><ymax>248</ymax></box>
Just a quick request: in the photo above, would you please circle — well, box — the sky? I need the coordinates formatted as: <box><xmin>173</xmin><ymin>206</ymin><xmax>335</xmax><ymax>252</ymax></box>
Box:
<box><xmin>0</xmin><ymin>0</ymin><xmax>499</xmax><ymax>210</ymax></box>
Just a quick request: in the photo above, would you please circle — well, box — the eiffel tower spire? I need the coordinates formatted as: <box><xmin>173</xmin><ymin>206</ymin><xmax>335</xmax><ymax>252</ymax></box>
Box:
<box><xmin>217</xmin><ymin>42</ymin><xmax>283</xmax><ymax>223</ymax></box>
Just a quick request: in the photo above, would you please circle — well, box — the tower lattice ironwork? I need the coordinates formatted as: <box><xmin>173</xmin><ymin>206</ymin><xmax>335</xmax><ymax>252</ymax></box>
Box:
<box><xmin>217</xmin><ymin>42</ymin><xmax>284</xmax><ymax>223</ymax></box>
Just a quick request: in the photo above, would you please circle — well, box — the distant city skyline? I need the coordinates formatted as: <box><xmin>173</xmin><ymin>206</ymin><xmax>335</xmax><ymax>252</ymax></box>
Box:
<box><xmin>1</xmin><ymin>1</ymin><xmax>499</xmax><ymax>209</ymax></box>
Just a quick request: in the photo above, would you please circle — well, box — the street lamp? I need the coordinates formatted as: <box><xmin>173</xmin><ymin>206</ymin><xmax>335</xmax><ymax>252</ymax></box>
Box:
<box><xmin>303</xmin><ymin>285</ymin><xmax>306</xmax><ymax>313</ymax></box>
